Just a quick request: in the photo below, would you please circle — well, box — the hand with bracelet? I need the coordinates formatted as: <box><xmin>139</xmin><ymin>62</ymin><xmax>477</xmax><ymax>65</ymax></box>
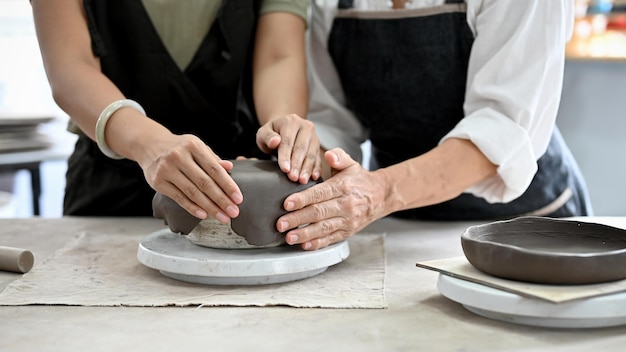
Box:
<box><xmin>31</xmin><ymin>0</ymin><xmax>318</xmax><ymax>220</ymax></box>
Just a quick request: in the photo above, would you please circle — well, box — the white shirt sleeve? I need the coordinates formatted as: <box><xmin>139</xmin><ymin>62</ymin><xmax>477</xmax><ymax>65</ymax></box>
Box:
<box><xmin>306</xmin><ymin>0</ymin><xmax>367</xmax><ymax>163</ymax></box>
<box><xmin>442</xmin><ymin>0</ymin><xmax>574</xmax><ymax>203</ymax></box>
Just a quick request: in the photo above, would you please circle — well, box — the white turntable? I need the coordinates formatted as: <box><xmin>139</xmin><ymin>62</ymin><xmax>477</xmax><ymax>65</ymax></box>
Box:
<box><xmin>138</xmin><ymin>229</ymin><xmax>350</xmax><ymax>285</ymax></box>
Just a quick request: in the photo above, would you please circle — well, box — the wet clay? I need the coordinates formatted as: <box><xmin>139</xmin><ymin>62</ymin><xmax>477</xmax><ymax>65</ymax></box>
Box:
<box><xmin>153</xmin><ymin>159</ymin><xmax>321</xmax><ymax>248</ymax></box>
<box><xmin>152</xmin><ymin>193</ymin><xmax>201</xmax><ymax>235</ymax></box>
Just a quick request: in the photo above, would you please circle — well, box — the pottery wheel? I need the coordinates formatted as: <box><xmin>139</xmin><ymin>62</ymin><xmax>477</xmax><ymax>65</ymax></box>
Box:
<box><xmin>437</xmin><ymin>274</ymin><xmax>626</xmax><ymax>328</ymax></box>
<box><xmin>137</xmin><ymin>229</ymin><xmax>350</xmax><ymax>285</ymax></box>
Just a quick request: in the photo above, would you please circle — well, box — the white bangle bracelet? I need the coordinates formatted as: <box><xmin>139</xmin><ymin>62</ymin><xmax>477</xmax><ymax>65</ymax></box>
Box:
<box><xmin>95</xmin><ymin>99</ymin><xmax>146</xmax><ymax>159</ymax></box>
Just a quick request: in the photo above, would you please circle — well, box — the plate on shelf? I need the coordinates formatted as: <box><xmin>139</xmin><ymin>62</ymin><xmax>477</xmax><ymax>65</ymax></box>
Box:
<box><xmin>461</xmin><ymin>216</ymin><xmax>626</xmax><ymax>285</ymax></box>
<box><xmin>0</xmin><ymin>115</ymin><xmax>55</xmax><ymax>127</ymax></box>
<box><xmin>0</xmin><ymin>124</ymin><xmax>40</xmax><ymax>134</ymax></box>
<box><xmin>0</xmin><ymin>132</ymin><xmax>51</xmax><ymax>153</ymax></box>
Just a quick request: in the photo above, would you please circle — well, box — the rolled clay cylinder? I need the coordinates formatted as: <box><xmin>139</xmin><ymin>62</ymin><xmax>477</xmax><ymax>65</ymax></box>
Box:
<box><xmin>0</xmin><ymin>246</ymin><xmax>34</xmax><ymax>273</ymax></box>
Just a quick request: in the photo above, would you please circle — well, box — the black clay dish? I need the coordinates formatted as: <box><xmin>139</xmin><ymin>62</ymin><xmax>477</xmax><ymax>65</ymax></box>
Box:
<box><xmin>461</xmin><ymin>216</ymin><xmax>626</xmax><ymax>285</ymax></box>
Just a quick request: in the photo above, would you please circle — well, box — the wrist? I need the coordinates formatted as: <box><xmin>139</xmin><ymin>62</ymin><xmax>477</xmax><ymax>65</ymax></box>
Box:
<box><xmin>374</xmin><ymin>168</ymin><xmax>397</xmax><ymax>218</ymax></box>
<box><xmin>95</xmin><ymin>99</ymin><xmax>145</xmax><ymax>159</ymax></box>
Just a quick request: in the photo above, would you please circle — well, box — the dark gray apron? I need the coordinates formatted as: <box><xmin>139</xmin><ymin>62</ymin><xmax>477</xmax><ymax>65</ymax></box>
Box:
<box><xmin>328</xmin><ymin>0</ymin><xmax>592</xmax><ymax>220</ymax></box>
<box><xmin>64</xmin><ymin>0</ymin><xmax>264</xmax><ymax>216</ymax></box>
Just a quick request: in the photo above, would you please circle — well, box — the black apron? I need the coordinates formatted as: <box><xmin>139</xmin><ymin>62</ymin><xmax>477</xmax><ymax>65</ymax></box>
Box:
<box><xmin>64</xmin><ymin>0</ymin><xmax>265</xmax><ymax>216</ymax></box>
<box><xmin>328</xmin><ymin>0</ymin><xmax>592</xmax><ymax>220</ymax></box>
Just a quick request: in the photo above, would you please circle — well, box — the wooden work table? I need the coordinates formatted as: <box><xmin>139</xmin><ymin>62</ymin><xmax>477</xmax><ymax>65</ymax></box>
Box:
<box><xmin>1</xmin><ymin>216</ymin><xmax>626</xmax><ymax>351</ymax></box>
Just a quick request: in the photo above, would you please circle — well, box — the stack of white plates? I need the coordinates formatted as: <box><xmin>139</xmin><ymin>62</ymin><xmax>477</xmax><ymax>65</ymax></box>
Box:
<box><xmin>0</xmin><ymin>115</ymin><xmax>54</xmax><ymax>153</ymax></box>
<box><xmin>0</xmin><ymin>191</ymin><xmax>16</xmax><ymax>218</ymax></box>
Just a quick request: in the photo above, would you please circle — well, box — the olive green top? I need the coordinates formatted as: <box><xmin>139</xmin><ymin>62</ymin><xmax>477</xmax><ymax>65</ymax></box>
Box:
<box><xmin>142</xmin><ymin>0</ymin><xmax>309</xmax><ymax>70</ymax></box>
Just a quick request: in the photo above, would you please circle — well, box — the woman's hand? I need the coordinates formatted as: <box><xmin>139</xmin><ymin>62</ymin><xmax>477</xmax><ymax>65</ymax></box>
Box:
<box><xmin>138</xmin><ymin>132</ymin><xmax>242</xmax><ymax>224</ymax></box>
<box><xmin>276</xmin><ymin>148</ymin><xmax>387</xmax><ymax>250</ymax></box>
<box><xmin>253</xmin><ymin>12</ymin><xmax>319</xmax><ymax>184</ymax></box>
<box><xmin>256</xmin><ymin>114</ymin><xmax>322</xmax><ymax>184</ymax></box>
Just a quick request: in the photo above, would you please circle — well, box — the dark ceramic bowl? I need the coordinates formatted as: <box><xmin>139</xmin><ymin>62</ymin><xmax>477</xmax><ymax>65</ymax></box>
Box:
<box><xmin>461</xmin><ymin>216</ymin><xmax>626</xmax><ymax>285</ymax></box>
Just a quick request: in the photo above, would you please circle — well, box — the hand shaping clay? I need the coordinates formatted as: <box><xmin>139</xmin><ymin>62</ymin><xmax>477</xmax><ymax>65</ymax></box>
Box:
<box><xmin>153</xmin><ymin>159</ymin><xmax>321</xmax><ymax>248</ymax></box>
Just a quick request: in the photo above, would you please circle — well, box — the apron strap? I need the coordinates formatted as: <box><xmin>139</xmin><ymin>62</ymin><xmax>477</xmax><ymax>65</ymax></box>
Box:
<box><xmin>340</xmin><ymin>0</ymin><xmax>465</xmax><ymax>8</ymax></box>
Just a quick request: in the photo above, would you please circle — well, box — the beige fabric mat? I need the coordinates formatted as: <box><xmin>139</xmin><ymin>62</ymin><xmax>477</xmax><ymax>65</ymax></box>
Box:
<box><xmin>417</xmin><ymin>256</ymin><xmax>626</xmax><ymax>303</ymax></box>
<box><xmin>0</xmin><ymin>232</ymin><xmax>387</xmax><ymax>308</ymax></box>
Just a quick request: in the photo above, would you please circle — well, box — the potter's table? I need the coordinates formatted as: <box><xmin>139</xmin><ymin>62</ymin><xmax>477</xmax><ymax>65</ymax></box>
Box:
<box><xmin>2</xmin><ymin>216</ymin><xmax>626</xmax><ymax>352</ymax></box>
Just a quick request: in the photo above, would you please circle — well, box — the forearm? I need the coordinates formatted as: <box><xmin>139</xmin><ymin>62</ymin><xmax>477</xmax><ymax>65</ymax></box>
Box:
<box><xmin>253</xmin><ymin>12</ymin><xmax>308</xmax><ymax>124</ymax></box>
<box><xmin>45</xmin><ymin>57</ymin><xmax>170</xmax><ymax>164</ymax></box>
<box><xmin>377</xmin><ymin>138</ymin><xmax>498</xmax><ymax>215</ymax></box>
<box><xmin>33</xmin><ymin>0</ymin><xmax>115</xmax><ymax>141</ymax></box>
<box><xmin>254</xmin><ymin>56</ymin><xmax>308</xmax><ymax>123</ymax></box>
<box><xmin>32</xmin><ymin>0</ymin><xmax>170</xmax><ymax>163</ymax></box>
<box><xmin>48</xmin><ymin>63</ymin><xmax>124</xmax><ymax>141</ymax></box>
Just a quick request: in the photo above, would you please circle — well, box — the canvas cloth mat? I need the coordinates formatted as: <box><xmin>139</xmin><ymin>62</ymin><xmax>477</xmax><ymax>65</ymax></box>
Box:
<box><xmin>0</xmin><ymin>232</ymin><xmax>387</xmax><ymax>308</ymax></box>
<box><xmin>417</xmin><ymin>256</ymin><xmax>626</xmax><ymax>303</ymax></box>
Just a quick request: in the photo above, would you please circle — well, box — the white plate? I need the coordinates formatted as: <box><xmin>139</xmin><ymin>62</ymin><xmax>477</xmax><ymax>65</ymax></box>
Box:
<box><xmin>137</xmin><ymin>229</ymin><xmax>350</xmax><ymax>285</ymax></box>
<box><xmin>437</xmin><ymin>274</ymin><xmax>626</xmax><ymax>328</ymax></box>
<box><xmin>0</xmin><ymin>115</ymin><xmax>54</xmax><ymax>126</ymax></box>
<box><xmin>0</xmin><ymin>132</ymin><xmax>51</xmax><ymax>152</ymax></box>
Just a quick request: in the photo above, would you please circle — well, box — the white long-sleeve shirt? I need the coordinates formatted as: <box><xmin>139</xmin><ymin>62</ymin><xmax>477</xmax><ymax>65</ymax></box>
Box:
<box><xmin>307</xmin><ymin>0</ymin><xmax>574</xmax><ymax>203</ymax></box>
